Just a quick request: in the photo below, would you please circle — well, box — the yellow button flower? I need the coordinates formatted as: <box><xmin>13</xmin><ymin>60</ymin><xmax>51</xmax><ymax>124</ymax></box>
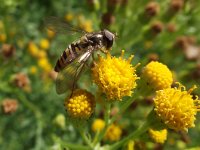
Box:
<box><xmin>92</xmin><ymin>50</ymin><xmax>139</xmax><ymax>100</ymax></box>
<box><xmin>39</xmin><ymin>38</ymin><xmax>50</xmax><ymax>50</ymax></box>
<box><xmin>154</xmin><ymin>83</ymin><xmax>200</xmax><ymax>131</ymax></box>
<box><xmin>104</xmin><ymin>124</ymin><xmax>122</xmax><ymax>142</ymax></box>
<box><xmin>36</xmin><ymin>50</ymin><xmax>47</xmax><ymax>59</ymax></box>
<box><xmin>127</xmin><ymin>140</ymin><xmax>134</xmax><ymax>150</ymax></box>
<box><xmin>142</xmin><ymin>61</ymin><xmax>173</xmax><ymax>90</ymax></box>
<box><xmin>80</xmin><ymin>20</ymin><xmax>93</xmax><ymax>32</ymax></box>
<box><xmin>28</xmin><ymin>42</ymin><xmax>39</xmax><ymax>57</ymax></box>
<box><xmin>65</xmin><ymin>89</ymin><xmax>95</xmax><ymax>119</ymax></box>
<box><xmin>65</xmin><ymin>13</ymin><xmax>74</xmax><ymax>22</ymax></box>
<box><xmin>38</xmin><ymin>58</ymin><xmax>52</xmax><ymax>72</ymax></box>
<box><xmin>92</xmin><ymin>119</ymin><xmax>105</xmax><ymax>132</ymax></box>
<box><xmin>29</xmin><ymin>66</ymin><xmax>38</xmax><ymax>74</ymax></box>
<box><xmin>0</xmin><ymin>33</ymin><xmax>6</xmax><ymax>43</ymax></box>
<box><xmin>47</xmin><ymin>29</ymin><xmax>55</xmax><ymax>39</ymax></box>
<box><xmin>148</xmin><ymin>128</ymin><xmax>167</xmax><ymax>144</ymax></box>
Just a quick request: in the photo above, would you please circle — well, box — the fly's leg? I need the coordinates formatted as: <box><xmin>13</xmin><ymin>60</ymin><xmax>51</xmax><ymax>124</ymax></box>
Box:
<box><xmin>92</xmin><ymin>53</ymin><xmax>97</xmax><ymax>66</ymax></box>
<box><xmin>100</xmin><ymin>48</ymin><xmax>109</xmax><ymax>54</ymax></box>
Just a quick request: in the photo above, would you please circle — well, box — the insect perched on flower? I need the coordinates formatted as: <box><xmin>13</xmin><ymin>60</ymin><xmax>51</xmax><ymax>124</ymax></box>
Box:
<box><xmin>45</xmin><ymin>17</ymin><xmax>116</xmax><ymax>96</ymax></box>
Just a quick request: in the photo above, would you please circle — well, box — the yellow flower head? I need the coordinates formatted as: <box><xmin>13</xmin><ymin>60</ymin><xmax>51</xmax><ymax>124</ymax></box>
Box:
<box><xmin>65</xmin><ymin>13</ymin><xmax>74</xmax><ymax>22</ymax></box>
<box><xmin>92</xmin><ymin>118</ymin><xmax>105</xmax><ymax>132</ymax></box>
<box><xmin>127</xmin><ymin>140</ymin><xmax>134</xmax><ymax>150</ymax></box>
<box><xmin>29</xmin><ymin>66</ymin><xmax>38</xmax><ymax>75</ymax></box>
<box><xmin>65</xmin><ymin>89</ymin><xmax>95</xmax><ymax>119</ymax></box>
<box><xmin>104</xmin><ymin>124</ymin><xmax>122</xmax><ymax>142</ymax></box>
<box><xmin>92</xmin><ymin>50</ymin><xmax>139</xmax><ymax>100</ymax></box>
<box><xmin>80</xmin><ymin>20</ymin><xmax>93</xmax><ymax>32</ymax></box>
<box><xmin>142</xmin><ymin>61</ymin><xmax>173</xmax><ymax>90</ymax></box>
<box><xmin>28</xmin><ymin>42</ymin><xmax>39</xmax><ymax>57</ymax></box>
<box><xmin>149</xmin><ymin>128</ymin><xmax>167</xmax><ymax>144</ymax></box>
<box><xmin>39</xmin><ymin>38</ymin><xmax>50</xmax><ymax>50</ymax></box>
<box><xmin>47</xmin><ymin>29</ymin><xmax>55</xmax><ymax>39</ymax></box>
<box><xmin>38</xmin><ymin>58</ymin><xmax>52</xmax><ymax>72</ymax></box>
<box><xmin>154</xmin><ymin>83</ymin><xmax>200</xmax><ymax>131</ymax></box>
<box><xmin>36</xmin><ymin>50</ymin><xmax>47</xmax><ymax>59</ymax></box>
<box><xmin>0</xmin><ymin>33</ymin><xmax>7</xmax><ymax>43</ymax></box>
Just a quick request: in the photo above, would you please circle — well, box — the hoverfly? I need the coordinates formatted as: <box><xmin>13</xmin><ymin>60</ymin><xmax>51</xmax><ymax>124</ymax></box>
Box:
<box><xmin>45</xmin><ymin>17</ymin><xmax>116</xmax><ymax>96</ymax></box>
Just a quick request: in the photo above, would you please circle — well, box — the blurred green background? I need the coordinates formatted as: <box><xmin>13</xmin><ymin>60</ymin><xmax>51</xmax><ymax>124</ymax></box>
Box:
<box><xmin>0</xmin><ymin>0</ymin><xmax>200</xmax><ymax>150</ymax></box>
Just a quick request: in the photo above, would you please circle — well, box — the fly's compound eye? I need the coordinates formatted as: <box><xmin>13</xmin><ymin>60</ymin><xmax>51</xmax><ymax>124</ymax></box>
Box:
<box><xmin>104</xmin><ymin>30</ymin><xmax>114</xmax><ymax>49</ymax></box>
<box><xmin>104</xmin><ymin>30</ymin><xmax>114</xmax><ymax>41</ymax></box>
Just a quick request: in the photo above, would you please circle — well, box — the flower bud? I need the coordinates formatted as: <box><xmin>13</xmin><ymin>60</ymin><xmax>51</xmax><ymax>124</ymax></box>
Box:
<box><xmin>1</xmin><ymin>44</ymin><xmax>16</xmax><ymax>58</ymax></box>
<box><xmin>169</xmin><ymin>0</ymin><xmax>184</xmax><ymax>13</ymax></box>
<box><xmin>1</xmin><ymin>98</ymin><xmax>18</xmax><ymax>114</ymax></box>
<box><xmin>151</xmin><ymin>21</ymin><xmax>164</xmax><ymax>35</ymax></box>
<box><xmin>166</xmin><ymin>23</ymin><xmax>177</xmax><ymax>33</ymax></box>
<box><xmin>145</xmin><ymin>2</ymin><xmax>160</xmax><ymax>17</ymax></box>
<box><xmin>101</xmin><ymin>12</ymin><xmax>115</xmax><ymax>27</ymax></box>
<box><xmin>12</xmin><ymin>72</ymin><xmax>31</xmax><ymax>92</ymax></box>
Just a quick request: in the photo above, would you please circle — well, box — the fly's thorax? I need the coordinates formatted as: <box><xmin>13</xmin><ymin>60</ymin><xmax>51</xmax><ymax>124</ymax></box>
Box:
<box><xmin>86</xmin><ymin>33</ymin><xmax>103</xmax><ymax>45</ymax></box>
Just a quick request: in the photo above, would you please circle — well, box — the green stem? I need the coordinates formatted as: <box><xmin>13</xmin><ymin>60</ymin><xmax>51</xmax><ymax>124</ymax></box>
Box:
<box><xmin>110</xmin><ymin>109</ymin><xmax>165</xmax><ymax>150</ymax></box>
<box><xmin>105</xmin><ymin>103</ymin><xmax>111</xmax><ymax>125</ymax></box>
<box><xmin>110</xmin><ymin>92</ymin><xmax>139</xmax><ymax>124</ymax></box>
<box><xmin>57</xmin><ymin>138</ymin><xmax>90</xmax><ymax>150</ymax></box>
<box><xmin>17</xmin><ymin>92</ymin><xmax>41</xmax><ymax>117</ymax></box>
<box><xmin>79</xmin><ymin>128</ymin><xmax>93</xmax><ymax>149</ymax></box>
<box><xmin>62</xmin><ymin>143</ymin><xmax>90</xmax><ymax>150</ymax></box>
<box><xmin>17</xmin><ymin>91</ymin><xmax>43</xmax><ymax>149</ymax></box>
<box><xmin>110</xmin><ymin>118</ymin><xmax>150</xmax><ymax>150</ymax></box>
<box><xmin>92</xmin><ymin>130</ymin><xmax>100</xmax><ymax>146</ymax></box>
<box><xmin>93</xmin><ymin>103</ymin><xmax>111</xmax><ymax>146</ymax></box>
<box><xmin>63</xmin><ymin>143</ymin><xmax>90</xmax><ymax>150</ymax></box>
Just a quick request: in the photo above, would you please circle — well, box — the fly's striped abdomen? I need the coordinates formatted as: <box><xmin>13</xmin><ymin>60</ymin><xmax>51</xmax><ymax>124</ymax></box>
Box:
<box><xmin>54</xmin><ymin>42</ymin><xmax>83</xmax><ymax>72</ymax></box>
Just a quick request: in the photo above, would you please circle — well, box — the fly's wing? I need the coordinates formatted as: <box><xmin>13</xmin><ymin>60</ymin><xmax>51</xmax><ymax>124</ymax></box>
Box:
<box><xmin>44</xmin><ymin>16</ymin><xmax>87</xmax><ymax>35</ymax></box>
<box><xmin>56</xmin><ymin>51</ymin><xmax>92</xmax><ymax>95</ymax></box>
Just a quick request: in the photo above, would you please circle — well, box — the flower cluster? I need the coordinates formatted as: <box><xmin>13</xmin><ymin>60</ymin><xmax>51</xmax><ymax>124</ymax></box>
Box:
<box><xmin>1</xmin><ymin>1</ymin><xmax>200</xmax><ymax>149</ymax></box>
<box><xmin>28</xmin><ymin>40</ymin><xmax>52</xmax><ymax>72</ymax></box>
<box><xmin>65</xmin><ymin>13</ymin><xmax>93</xmax><ymax>32</ymax></box>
